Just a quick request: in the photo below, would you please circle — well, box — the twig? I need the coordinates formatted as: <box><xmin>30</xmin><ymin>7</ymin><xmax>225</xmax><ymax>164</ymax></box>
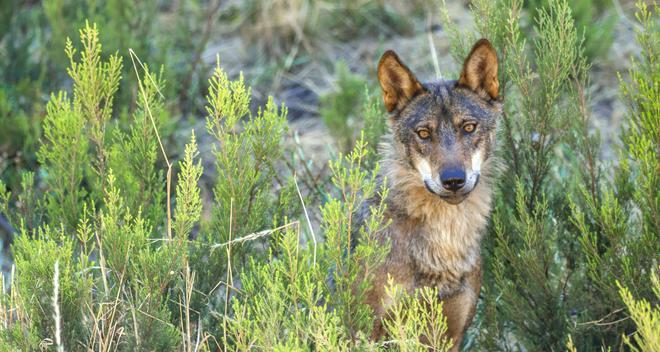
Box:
<box><xmin>426</xmin><ymin>11</ymin><xmax>442</xmax><ymax>79</ymax></box>
<box><xmin>294</xmin><ymin>174</ymin><xmax>316</xmax><ymax>267</ymax></box>
<box><xmin>210</xmin><ymin>221</ymin><xmax>299</xmax><ymax>248</ymax></box>
<box><xmin>128</xmin><ymin>49</ymin><xmax>173</xmax><ymax>239</ymax></box>
<box><xmin>223</xmin><ymin>198</ymin><xmax>233</xmax><ymax>352</ymax></box>
<box><xmin>194</xmin><ymin>316</ymin><xmax>202</xmax><ymax>352</ymax></box>
<box><xmin>52</xmin><ymin>260</ymin><xmax>63</xmax><ymax>352</ymax></box>
<box><xmin>130</xmin><ymin>305</ymin><xmax>141</xmax><ymax>348</ymax></box>
<box><xmin>577</xmin><ymin>308</ymin><xmax>626</xmax><ymax>326</ymax></box>
<box><xmin>94</xmin><ymin>231</ymin><xmax>110</xmax><ymax>296</ymax></box>
<box><xmin>184</xmin><ymin>266</ymin><xmax>195</xmax><ymax>352</ymax></box>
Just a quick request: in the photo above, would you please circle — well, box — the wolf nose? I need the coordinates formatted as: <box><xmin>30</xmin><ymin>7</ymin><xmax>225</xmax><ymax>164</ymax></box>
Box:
<box><xmin>440</xmin><ymin>168</ymin><xmax>466</xmax><ymax>191</ymax></box>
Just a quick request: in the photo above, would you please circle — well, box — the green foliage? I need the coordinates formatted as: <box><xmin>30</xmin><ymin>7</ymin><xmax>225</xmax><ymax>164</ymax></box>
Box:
<box><xmin>108</xmin><ymin>66</ymin><xmax>168</xmax><ymax>230</ymax></box>
<box><xmin>6</xmin><ymin>226</ymin><xmax>93</xmax><ymax>350</ymax></box>
<box><xmin>1</xmin><ymin>1</ymin><xmax>656</xmax><ymax>350</ymax></box>
<box><xmin>442</xmin><ymin>1</ymin><xmax>659</xmax><ymax>350</ymax></box>
<box><xmin>37</xmin><ymin>91</ymin><xmax>89</xmax><ymax>231</ymax></box>
<box><xmin>204</xmin><ymin>60</ymin><xmax>291</xmax><ymax>240</ymax></box>
<box><xmin>65</xmin><ymin>21</ymin><xmax>123</xmax><ymax>200</ymax></box>
<box><xmin>42</xmin><ymin>0</ymin><xmax>210</xmax><ymax>109</ymax></box>
<box><xmin>321</xmin><ymin>136</ymin><xmax>389</xmax><ymax>334</ymax></box>
<box><xmin>0</xmin><ymin>0</ymin><xmax>211</xmax><ymax>193</ymax></box>
<box><xmin>0</xmin><ymin>22</ymin><xmax>185</xmax><ymax>351</ymax></box>
<box><xmin>568</xmin><ymin>3</ymin><xmax>659</xmax><ymax>348</ymax></box>
<box><xmin>191</xmin><ymin>58</ymin><xmax>298</xmax><ymax>323</ymax></box>
<box><xmin>225</xmin><ymin>138</ymin><xmax>384</xmax><ymax>348</ymax></box>
<box><xmin>174</xmin><ymin>131</ymin><xmax>204</xmax><ymax>239</ymax></box>
<box><xmin>321</xmin><ymin>62</ymin><xmax>369</xmax><ymax>153</ymax></box>
<box><xmin>0</xmin><ymin>22</ymin><xmax>452</xmax><ymax>347</ymax></box>
<box><xmin>524</xmin><ymin>0</ymin><xmax>616</xmax><ymax>61</ymax></box>
<box><xmin>618</xmin><ymin>271</ymin><xmax>660</xmax><ymax>352</ymax></box>
<box><xmin>382</xmin><ymin>283</ymin><xmax>452</xmax><ymax>352</ymax></box>
<box><xmin>362</xmin><ymin>87</ymin><xmax>389</xmax><ymax>168</ymax></box>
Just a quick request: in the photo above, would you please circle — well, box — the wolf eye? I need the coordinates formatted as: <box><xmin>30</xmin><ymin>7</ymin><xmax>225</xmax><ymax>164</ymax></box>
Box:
<box><xmin>463</xmin><ymin>123</ymin><xmax>477</xmax><ymax>133</ymax></box>
<box><xmin>417</xmin><ymin>129</ymin><xmax>431</xmax><ymax>140</ymax></box>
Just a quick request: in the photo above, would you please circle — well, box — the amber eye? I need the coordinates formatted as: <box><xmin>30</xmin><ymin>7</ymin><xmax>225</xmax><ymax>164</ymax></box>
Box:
<box><xmin>417</xmin><ymin>129</ymin><xmax>431</xmax><ymax>140</ymax></box>
<box><xmin>463</xmin><ymin>123</ymin><xmax>477</xmax><ymax>133</ymax></box>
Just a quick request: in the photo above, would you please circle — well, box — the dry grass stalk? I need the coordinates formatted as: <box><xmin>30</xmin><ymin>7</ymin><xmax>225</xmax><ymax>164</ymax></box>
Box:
<box><xmin>52</xmin><ymin>260</ymin><xmax>63</xmax><ymax>352</ymax></box>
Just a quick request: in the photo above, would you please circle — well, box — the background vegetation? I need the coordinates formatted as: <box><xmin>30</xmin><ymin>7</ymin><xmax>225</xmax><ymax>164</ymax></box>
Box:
<box><xmin>0</xmin><ymin>0</ymin><xmax>657</xmax><ymax>351</ymax></box>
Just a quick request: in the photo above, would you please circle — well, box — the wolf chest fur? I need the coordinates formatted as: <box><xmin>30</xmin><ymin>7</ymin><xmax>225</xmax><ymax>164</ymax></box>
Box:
<box><xmin>358</xmin><ymin>39</ymin><xmax>502</xmax><ymax>350</ymax></box>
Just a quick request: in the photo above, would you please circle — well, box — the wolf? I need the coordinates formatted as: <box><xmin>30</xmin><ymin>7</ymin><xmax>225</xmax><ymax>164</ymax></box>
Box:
<box><xmin>358</xmin><ymin>38</ymin><xmax>501</xmax><ymax>350</ymax></box>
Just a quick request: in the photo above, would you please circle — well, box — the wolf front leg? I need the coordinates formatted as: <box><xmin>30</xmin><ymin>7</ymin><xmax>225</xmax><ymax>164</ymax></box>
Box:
<box><xmin>442</xmin><ymin>264</ymin><xmax>482</xmax><ymax>351</ymax></box>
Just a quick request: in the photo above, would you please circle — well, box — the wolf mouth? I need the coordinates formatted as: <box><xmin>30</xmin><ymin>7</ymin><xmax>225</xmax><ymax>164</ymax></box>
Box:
<box><xmin>423</xmin><ymin>174</ymin><xmax>480</xmax><ymax>204</ymax></box>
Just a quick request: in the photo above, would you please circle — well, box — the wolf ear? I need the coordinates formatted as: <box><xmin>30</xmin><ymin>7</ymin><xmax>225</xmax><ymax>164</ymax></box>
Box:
<box><xmin>378</xmin><ymin>50</ymin><xmax>424</xmax><ymax>112</ymax></box>
<box><xmin>458</xmin><ymin>39</ymin><xmax>499</xmax><ymax>100</ymax></box>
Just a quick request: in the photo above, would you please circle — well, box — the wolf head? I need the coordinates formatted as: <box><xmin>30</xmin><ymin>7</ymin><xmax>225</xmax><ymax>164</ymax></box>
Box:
<box><xmin>377</xmin><ymin>39</ymin><xmax>501</xmax><ymax>205</ymax></box>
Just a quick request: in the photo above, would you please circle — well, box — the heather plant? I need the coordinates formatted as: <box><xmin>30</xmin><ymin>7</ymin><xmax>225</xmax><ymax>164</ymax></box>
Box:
<box><xmin>224</xmin><ymin>137</ymin><xmax>453</xmax><ymax>350</ymax></box>
<box><xmin>568</xmin><ymin>3</ymin><xmax>659</xmax><ymax>348</ymax></box>
<box><xmin>362</xmin><ymin>87</ymin><xmax>388</xmax><ymax>168</ymax></box>
<box><xmin>0</xmin><ymin>0</ymin><xmax>212</xmax><ymax>193</ymax></box>
<box><xmin>321</xmin><ymin>66</ymin><xmax>387</xmax><ymax>159</ymax></box>
<box><xmin>1</xmin><ymin>1</ymin><xmax>657</xmax><ymax>351</ymax></box>
<box><xmin>225</xmin><ymin>137</ymin><xmax>386</xmax><ymax>349</ymax></box>
<box><xmin>618</xmin><ymin>271</ymin><xmax>659</xmax><ymax>351</ymax></box>
<box><xmin>0</xmin><ymin>20</ymin><xmax>454</xmax><ymax>349</ymax></box>
<box><xmin>382</xmin><ymin>283</ymin><xmax>452</xmax><ymax>352</ymax></box>
<box><xmin>440</xmin><ymin>0</ymin><xmax>658</xmax><ymax>350</ymax></box>
<box><xmin>42</xmin><ymin>0</ymin><xmax>213</xmax><ymax>111</ymax></box>
<box><xmin>524</xmin><ymin>0</ymin><xmax>616</xmax><ymax>61</ymax></box>
<box><xmin>188</xmin><ymin>57</ymin><xmax>301</xmax><ymax>338</ymax></box>
<box><xmin>0</xmin><ymin>23</ymin><xmax>185</xmax><ymax>350</ymax></box>
<box><xmin>320</xmin><ymin>61</ymin><xmax>369</xmax><ymax>153</ymax></box>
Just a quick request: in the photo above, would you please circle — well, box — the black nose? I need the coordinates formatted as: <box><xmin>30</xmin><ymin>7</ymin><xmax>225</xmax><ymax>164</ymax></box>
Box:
<box><xmin>440</xmin><ymin>168</ymin><xmax>466</xmax><ymax>191</ymax></box>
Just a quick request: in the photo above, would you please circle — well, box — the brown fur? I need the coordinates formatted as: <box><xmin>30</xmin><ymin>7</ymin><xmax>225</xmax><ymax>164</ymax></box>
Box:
<box><xmin>378</xmin><ymin>50</ymin><xmax>425</xmax><ymax>112</ymax></box>
<box><xmin>361</xmin><ymin>39</ymin><xmax>501</xmax><ymax>351</ymax></box>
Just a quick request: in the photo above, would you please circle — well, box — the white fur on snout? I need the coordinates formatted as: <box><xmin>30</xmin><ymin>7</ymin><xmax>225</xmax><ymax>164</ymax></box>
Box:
<box><xmin>415</xmin><ymin>158</ymin><xmax>433</xmax><ymax>180</ymax></box>
<box><xmin>471</xmin><ymin>150</ymin><xmax>482</xmax><ymax>173</ymax></box>
<box><xmin>415</xmin><ymin>158</ymin><xmax>445</xmax><ymax>194</ymax></box>
<box><xmin>464</xmin><ymin>150</ymin><xmax>483</xmax><ymax>189</ymax></box>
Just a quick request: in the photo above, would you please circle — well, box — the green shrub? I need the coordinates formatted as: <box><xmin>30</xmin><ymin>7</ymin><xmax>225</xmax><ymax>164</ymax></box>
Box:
<box><xmin>0</xmin><ymin>23</ymin><xmax>184</xmax><ymax>350</ymax></box>
<box><xmin>569</xmin><ymin>3</ymin><xmax>659</xmax><ymax>348</ymax></box>
<box><xmin>441</xmin><ymin>0</ymin><xmax>658</xmax><ymax>350</ymax></box>
<box><xmin>524</xmin><ymin>0</ymin><xmax>616</xmax><ymax>62</ymax></box>
<box><xmin>362</xmin><ymin>87</ymin><xmax>389</xmax><ymax>168</ymax></box>
<box><xmin>0</xmin><ymin>1</ymin><xmax>212</xmax><ymax>192</ymax></box>
<box><xmin>1</xmin><ymin>1</ymin><xmax>657</xmax><ymax>350</ymax></box>
<box><xmin>320</xmin><ymin>62</ymin><xmax>368</xmax><ymax>153</ymax></box>
<box><xmin>0</xmin><ymin>19</ymin><xmax>453</xmax><ymax>350</ymax></box>
<box><xmin>618</xmin><ymin>271</ymin><xmax>659</xmax><ymax>352</ymax></box>
<box><xmin>320</xmin><ymin>62</ymin><xmax>387</xmax><ymax>158</ymax></box>
<box><xmin>187</xmin><ymin>57</ymin><xmax>302</xmax><ymax>339</ymax></box>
